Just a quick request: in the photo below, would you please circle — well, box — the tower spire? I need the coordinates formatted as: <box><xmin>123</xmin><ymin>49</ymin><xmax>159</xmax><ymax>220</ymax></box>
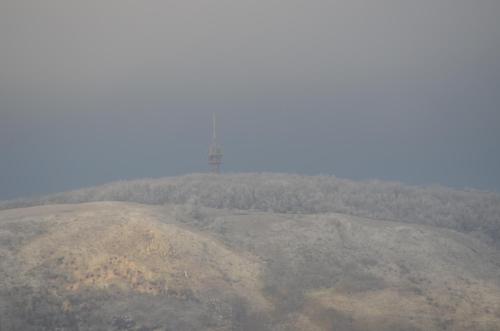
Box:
<box><xmin>212</xmin><ymin>113</ymin><xmax>217</xmax><ymax>142</ymax></box>
<box><xmin>208</xmin><ymin>113</ymin><xmax>223</xmax><ymax>173</ymax></box>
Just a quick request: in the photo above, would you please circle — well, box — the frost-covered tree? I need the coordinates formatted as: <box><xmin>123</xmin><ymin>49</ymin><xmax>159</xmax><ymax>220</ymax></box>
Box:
<box><xmin>1</xmin><ymin>173</ymin><xmax>499</xmax><ymax>243</ymax></box>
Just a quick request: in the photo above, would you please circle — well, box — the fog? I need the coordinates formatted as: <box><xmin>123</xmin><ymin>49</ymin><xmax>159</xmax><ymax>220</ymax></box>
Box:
<box><xmin>2</xmin><ymin>3</ymin><xmax>500</xmax><ymax>327</ymax></box>
<box><xmin>1</xmin><ymin>0</ymin><xmax>500</xmax><ymax>199</ymax></box>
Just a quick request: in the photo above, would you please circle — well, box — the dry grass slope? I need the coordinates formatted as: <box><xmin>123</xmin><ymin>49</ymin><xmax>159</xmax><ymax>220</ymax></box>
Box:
<box><xmin>17</xmin><ymin>202</ymin><xmax>268</xmax><ymax>309</ymax></box>
<box><xmin>0</xmin><ymin>200</ymin><xmax>499</xmax><ymax>330</ymax></box>
<box><xmin>0</xmin><ymin>202</ymin><xmax>271</xmax><ymax>330</ymax></box>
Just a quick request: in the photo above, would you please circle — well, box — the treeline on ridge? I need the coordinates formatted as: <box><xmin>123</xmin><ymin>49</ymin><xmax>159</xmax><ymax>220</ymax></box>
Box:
<box><xmin>1</xmin><ymin>173</ymin><xmax>499</xmax><ymax>243</ymax></box>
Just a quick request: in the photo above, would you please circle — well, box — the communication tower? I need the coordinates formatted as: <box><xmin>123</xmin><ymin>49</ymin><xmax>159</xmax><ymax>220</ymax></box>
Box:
<box><xmin>208</xmin><ymin>113</ymin><xmax>223</xmax><ymax>173</ymax></box>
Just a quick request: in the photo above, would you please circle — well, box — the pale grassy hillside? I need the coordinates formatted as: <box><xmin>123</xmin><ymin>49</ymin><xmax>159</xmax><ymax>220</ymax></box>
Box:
<box><xmin>1</xmin><ymin>201</ymin><xmax>499</xmax><ymax>330</ymax></box>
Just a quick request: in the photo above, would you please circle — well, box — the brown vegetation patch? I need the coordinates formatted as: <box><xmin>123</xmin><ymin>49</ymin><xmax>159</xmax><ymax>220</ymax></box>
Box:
<box><xmin>16</xmin><ymin>203</ymin><xmax>270</xmax><ymax>310</ymax></box>
<box><xmin>306</xmin><ymin>281</ymin><xmax>500</xmax><ymax>331</ymax></box>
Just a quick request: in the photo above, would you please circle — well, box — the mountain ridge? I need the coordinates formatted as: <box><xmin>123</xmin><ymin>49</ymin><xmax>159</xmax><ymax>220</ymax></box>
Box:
<box><xmin>2</xmin><ymin>173</ymin><xmax>499</xmax><ymax>245</ymax></box>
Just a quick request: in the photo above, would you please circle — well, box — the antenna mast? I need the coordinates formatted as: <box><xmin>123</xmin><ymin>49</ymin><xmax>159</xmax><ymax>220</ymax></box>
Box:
<box><xmin>212</xmin><ymin>113</ymin><xmax>217</xmax><ymax>142</ymax></box>
<box><xmin>208</xmin><ymin>113</ymin><xmax>223</xmax><ymax>173</ymax></box>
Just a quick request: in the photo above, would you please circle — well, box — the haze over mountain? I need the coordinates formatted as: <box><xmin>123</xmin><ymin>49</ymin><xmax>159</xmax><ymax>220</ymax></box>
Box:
<box><xmin>2</xmin><ymin>1</ymin><xmax>500</xmax><ymax>329</ymax></box>
<box><xmin>2</xmin><ymin>0</ymin><xmax>500</xmax><ymax>199</ymax></box>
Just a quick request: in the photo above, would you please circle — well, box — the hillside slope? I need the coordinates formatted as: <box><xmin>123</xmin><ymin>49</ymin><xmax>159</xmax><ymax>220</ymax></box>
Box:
<box><xmin>1</xmin><ymin>201</ymin><xmax>499</xmax><ymax>330</ymax></box>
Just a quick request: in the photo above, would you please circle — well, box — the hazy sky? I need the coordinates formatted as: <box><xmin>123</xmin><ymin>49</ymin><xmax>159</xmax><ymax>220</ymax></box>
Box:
<box><xmin>1</xmin><ymin>0</ymin><xmax>500</xmax><ymax>199</ymax></box>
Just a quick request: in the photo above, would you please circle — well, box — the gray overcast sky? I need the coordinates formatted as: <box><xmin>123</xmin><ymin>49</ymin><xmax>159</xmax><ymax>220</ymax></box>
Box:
<box><xmin>1</xmin><ymin>0</ymin><xmax>500</xmax><ymax>199</ymax></box>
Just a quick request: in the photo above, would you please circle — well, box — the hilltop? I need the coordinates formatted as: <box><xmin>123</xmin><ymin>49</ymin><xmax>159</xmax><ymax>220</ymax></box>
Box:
<box><xmin>2</xmin><ymin>173</ymin><xmax>499</xmax><ymax>244</ymax></box>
